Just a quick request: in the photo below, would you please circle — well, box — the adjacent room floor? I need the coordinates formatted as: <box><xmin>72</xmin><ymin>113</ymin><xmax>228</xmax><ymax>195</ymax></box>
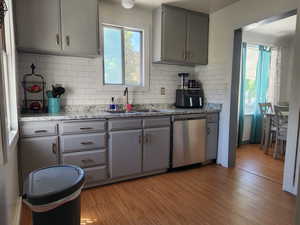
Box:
<box><xmin>236</xmin><ymin>144</ymin><xmax>284</xmax><ymax>184</ymax></box>
<box><xmin>21</xmin><ymin>163</ymin><xmax>295</xmax><ymax>225</ymax></box>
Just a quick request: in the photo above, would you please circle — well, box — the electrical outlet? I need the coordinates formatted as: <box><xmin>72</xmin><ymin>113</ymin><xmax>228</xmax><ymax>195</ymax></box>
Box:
<box><xmin>161</xmin><ymin>87</ymin><xmax>166</xmax><ymax>96</ymax></box>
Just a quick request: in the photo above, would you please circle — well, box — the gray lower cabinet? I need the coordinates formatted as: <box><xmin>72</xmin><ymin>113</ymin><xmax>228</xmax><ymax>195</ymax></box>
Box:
<box><xmin>143</xmin><ymin>127</ymin><xmax>170</xmax><ymax>172</ymax></box>
<box><xmin>109</xmin><ymin>129</ymin><xmax>143</xmax><ymax>179</ymax></box>
<box><xmin>20</xmin><ymin>136</ymin><xmax>59</xmax><ymax>182</ymax></box>
<box><xmin>206</xmin><ymin>123</ymin><xmax>219</xmax><ymax>160</ymax></box>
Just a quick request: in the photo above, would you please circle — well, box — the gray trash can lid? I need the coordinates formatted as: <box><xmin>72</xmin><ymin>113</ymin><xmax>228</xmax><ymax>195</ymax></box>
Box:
<box><xmin>24</xmin><ymin>165</ymin><xmax>85</xmax><ymax>205</ymax></box>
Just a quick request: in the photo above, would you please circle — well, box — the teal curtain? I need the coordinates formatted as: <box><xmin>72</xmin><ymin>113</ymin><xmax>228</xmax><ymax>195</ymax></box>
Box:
<box><xmin>250</xmin><ymin>45</ymin><xmax>271</xmax><ymax>144</ymax></box>
<box><xmin>238</xmin><ymin>43</ymin><xmax>247</xmax><ymax>146</ymax></box>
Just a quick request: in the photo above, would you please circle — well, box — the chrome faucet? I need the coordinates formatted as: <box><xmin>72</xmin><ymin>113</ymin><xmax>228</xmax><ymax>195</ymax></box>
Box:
<box><xmin>123</xmin><ymin>87</ymin><xmax>129</xmax><ymax>105</ymax></box>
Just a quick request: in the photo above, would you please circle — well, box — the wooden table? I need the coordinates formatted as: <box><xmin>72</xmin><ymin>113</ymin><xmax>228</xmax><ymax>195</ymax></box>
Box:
<box><xmin>263</xmin><ymin>111</ymin><xmax>289</xmax><ymax>154</ymax></box>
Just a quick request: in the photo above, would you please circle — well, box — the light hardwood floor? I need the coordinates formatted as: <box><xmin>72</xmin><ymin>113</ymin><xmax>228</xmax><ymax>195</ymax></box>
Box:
<box><xmin>21</xmin><ymin>162</ymin><xmax>296</xmax><ymax>225</ymax></box>
<box><xmin>236</xmin><ymin>144</ymin><xmax>284</xmax><ymax>184</ymax></box>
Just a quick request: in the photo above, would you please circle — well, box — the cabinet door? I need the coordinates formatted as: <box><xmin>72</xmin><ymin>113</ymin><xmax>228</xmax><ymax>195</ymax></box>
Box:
<box><xmin>206</xmin><ymin>123</ymin><xmax>218</xmax><ymax>160</ymax></box>
<box><xmin>162</xmin><ymin>5</ymin><xmax>187</xmax><ymax>62</ymax></box>
<box><xmin>109</xmin><ymin>130</ymin><xmax>142</xmax><ymax>179</ymax></box>
<box><xmin>15</xmin><ymin>0</ymin><xmax>61</xmax><ymax>52</ymax></box>
<box><xmin>20</xmin><ymin>136</ymin><xmax>59</xmax><ymax>182</ymax></box>
<box><xmin>61</xmin><ymin>0</ymin><xmax>99</xmax><ymax>56</ymax></box>
<box><xmin>143</xmin><ymin>127</ymin><xmax>170</xmax><ymax>172</ymax></box>
<box><xmin>186</xmin><ymin>12</ymin><xmax>209</xmax><ymax>65</ymax></box>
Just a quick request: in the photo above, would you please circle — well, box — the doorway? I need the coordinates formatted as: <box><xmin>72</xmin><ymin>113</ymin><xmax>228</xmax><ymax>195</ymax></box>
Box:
<box><xmin>232</xmin><ymin>11</ymin><xmax>297</xmax><ymax>186</ymax></box>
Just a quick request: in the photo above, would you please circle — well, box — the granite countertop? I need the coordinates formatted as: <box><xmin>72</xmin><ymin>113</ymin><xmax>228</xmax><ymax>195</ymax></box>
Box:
<box><xmin>19</xmin><ymin>104</ymin><xmax>222</xmax><ymax>122</ymax></box>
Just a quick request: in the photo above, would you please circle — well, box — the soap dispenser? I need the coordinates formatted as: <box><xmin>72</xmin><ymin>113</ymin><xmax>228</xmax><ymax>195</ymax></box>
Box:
<box><xmin>109</xmin><ymin>97</ymin><xmax>116</xmax><ymax>111</ymax></box>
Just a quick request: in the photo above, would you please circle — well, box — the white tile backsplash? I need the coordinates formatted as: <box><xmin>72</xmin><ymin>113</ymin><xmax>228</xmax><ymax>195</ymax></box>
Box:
<box><xmin>195</xmin><ymin>64</ymin><xmax>228</xmax><ymax>104</ymax></box>
<box><xmin>18</xmin><ymin>53</ymin><xmax>195</xmax><ymax>106</ymax></box>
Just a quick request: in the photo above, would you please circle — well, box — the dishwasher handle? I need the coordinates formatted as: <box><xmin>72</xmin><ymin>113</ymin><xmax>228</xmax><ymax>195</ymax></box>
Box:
<box><xmin>173</xmin><ymin>115</ymin><xmax>207</xmax><ymax>121</ymax></box>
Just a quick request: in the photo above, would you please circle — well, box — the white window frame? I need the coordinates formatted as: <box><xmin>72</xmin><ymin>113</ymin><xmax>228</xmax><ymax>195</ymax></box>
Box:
<box><xmin>102</xmin><ymin>24</ymin><xmax>144</xmax><ymax>87</ymax></box>
<box><xmin>99</xmin><ymin>21</ymin><xmax>150</xmax><ymax>92</ymax></box>
<box><xmin>0</xmin><ymin>0</ymin><xmax>18</xmax><ymax>158</ymax></box>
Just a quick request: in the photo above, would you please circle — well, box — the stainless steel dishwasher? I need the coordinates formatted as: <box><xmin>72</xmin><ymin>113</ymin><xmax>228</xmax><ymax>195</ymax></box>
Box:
<box><xmin>172</xmin><ymin>115</ymin><xmax>207</xmax><ymax>168</ymax></box>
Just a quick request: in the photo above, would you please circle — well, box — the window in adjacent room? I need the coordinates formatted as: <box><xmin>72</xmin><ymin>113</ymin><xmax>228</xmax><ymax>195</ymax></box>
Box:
<box><xmin>0</xmin><ymin>0</ymin><xmax>18</xmax><ymax>148</ymax></box>
<box><xmin>102</xmin><ymin>24</ymin><xmax>143</xmax><ymax>86</ymax></box>
<box><xmin>244</xmin><ymin>45</ymin><xmax>260</xmax><ymax>114</ymax></box>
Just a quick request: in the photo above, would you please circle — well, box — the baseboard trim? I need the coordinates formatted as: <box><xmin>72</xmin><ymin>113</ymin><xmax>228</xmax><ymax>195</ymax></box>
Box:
<box><xmin>13</xmin><ymin>197</ymin><xmax>22</xmax><ymax>225</ymax></box>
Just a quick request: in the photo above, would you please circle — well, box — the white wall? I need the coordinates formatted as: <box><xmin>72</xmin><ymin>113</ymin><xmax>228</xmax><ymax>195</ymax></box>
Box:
<box><xmin>0</xmin><ymin>0</ymin><xmax>21</xmax><ymax>224</ymax></box>
<box><xmin>243</xmin><ymin>31</ymin><xmax>292</xmax><ymax>47</ymax></box>
<box><xmin>0</xmin><ymin>145</ymin><xmax>20</xmax><ymax>225</ymax></box>
<box><xmin>242</xmin><ymin>115</ymin><xmax>252</xmax><ymax>142</ymax></box>
<box><xmin>195</xmin><ymin>0</ymin><xmax>297</xmax><ymax>194</ymax></box>
<box><xmin>18</xmin><ymin>1</ymin><xmax>195</xmax><ymax>106</ymax></box>
<box><xmin>280</xmin><ymin>38</ymin><xmax>295</xmax><ymax>102</ymax></box>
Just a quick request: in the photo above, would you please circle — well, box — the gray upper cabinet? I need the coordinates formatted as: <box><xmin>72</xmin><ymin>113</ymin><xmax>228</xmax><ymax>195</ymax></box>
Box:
<box><xmin>15</xmin><ymin>0</ymin><xmax>99</xmax><ymax>57</ymax></box>
<box><xmin>206</xmin><ymin>122</ymin><xmax>218</xmax><ymax>161</ymax></box>
<box><xmin>109</xmin><ymin>129</ymin><xmax>143</xmax><ymax>179</ymax></box>
<box><xmin>143</xmin><ymin>127</ymin><xmax>170</xmax><ymax>173</ymax></box>
<box><xmin>20</xmin><ymin>136</ymin><xmax>59</xmax><ymax>182</ymax></box>
<box><xmin>15</xmin><ymin>0</ymin><xmax>61</xmax><ymax>52</ymax></box>
<box><xmin>162</xmin><ymin>6</ymin><xmax>187</xmax><ymax>62</ymax></box>
<box><xmin>60</xmin><ymin>0</ymin><xmax>98</xmax><ymax>56</ymax></box>
<box><xmin>153</xmin><ymin>5</ymin><xmax>209</xmax><ymax>66</ymax></box>
<box><xmin>187</xmin><ymin>12</ymin><xmax>209</xmax><ymax>65</ymax></box>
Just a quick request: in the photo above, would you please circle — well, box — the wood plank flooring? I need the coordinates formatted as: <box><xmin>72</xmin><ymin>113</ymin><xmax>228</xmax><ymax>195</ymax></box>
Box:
<box><xmin>236</xmin><ymin>144</ymin><xmax>284</xmax><ymax>184</ymax></box>
<box><xmin>21</xmin><ymin>163</ymin><xmax>296</xmax><ymax>225</ymax></box>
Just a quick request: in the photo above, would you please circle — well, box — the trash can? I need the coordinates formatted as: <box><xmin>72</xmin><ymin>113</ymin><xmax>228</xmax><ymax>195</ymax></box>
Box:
<box><xmin>23</xmin><ymin>165</ymin><xmax>85</xmax><ymax>225</ymax></box>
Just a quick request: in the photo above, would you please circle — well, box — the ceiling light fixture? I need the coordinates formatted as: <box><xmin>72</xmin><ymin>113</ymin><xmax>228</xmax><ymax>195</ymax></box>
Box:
<box><xmin>122</xmin><ymin>0</ymin><xmax>135</xmax><ymax>9</ymax></box>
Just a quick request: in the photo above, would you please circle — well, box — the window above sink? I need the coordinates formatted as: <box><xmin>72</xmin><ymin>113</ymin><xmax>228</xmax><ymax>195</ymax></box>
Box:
<box><xmin>103</xmin><ymin>24</ymin><xmax>143</xmax><ymax>87</ymax></box>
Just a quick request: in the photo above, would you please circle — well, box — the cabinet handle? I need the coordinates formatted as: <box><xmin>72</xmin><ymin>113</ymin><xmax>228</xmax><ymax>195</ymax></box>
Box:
<box><xmin>80</xmin><ymin>127</ymin><xmax>93</xmax><ymax>130</ymax></box>
<box><xmin>82</xmin><ymin>159</ymin><xmax>94</xmax><ymax>164</ymax></box>
<box><xmin>35</xmin><ymin>130</ymin><xmax>48</xmax><ymax>133</ymax></box>
<box><xmin>56</xmin><ymin>34</ymin><xmax>60</xmax><ymax>45</ymax></box>
<box><xmin>81</xmin><ymin>141</ymin><xmax>94</xmax><ymax>145</ymax></box>
<box><xmin>86</xmin><ymin>175</ymin><xmax>93</xmax><ymax>181</ymax></box>
<box><xmin>183</xmin><ymin>51</ymin><xmax>186</xmax><ymax>60</ymax></box>
<box><xmin>52</xmin><ymin>143</ymin><xmax>57</xmax><ymax>154</ymax></box>
<box><xmin>207</xmin><ymin>127</ymin><xmax>210</xmax><ymax>135</ymax></box>
<box><xmin>144</xmin><ymin>135</ymin><xmax>149</xmax><ymax>144</ymax></box>
<box><xmin>66</xmin><ymin>35</ymin><xmax>70</xmax><ymax>46</ymax></box>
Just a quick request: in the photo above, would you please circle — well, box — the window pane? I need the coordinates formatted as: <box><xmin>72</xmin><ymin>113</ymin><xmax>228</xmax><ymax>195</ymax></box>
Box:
<box><xmin>124</xmin><ymin>30</ymin><xmax>142</xmax><ymax>86</ymax></box>
<box><xmin>103</xmin><ymin>27</ymin><xmax>123</xmax><ymax>84</ymax></box>
<box><xmin>2</xmin><ymin>52</ymin><xmax>11</xmax><ymax>131</ymax></box>
<box><xmin>244</xmin><ymin>46</ymin><xmax>259</xmax><ymax>114</ymax></box>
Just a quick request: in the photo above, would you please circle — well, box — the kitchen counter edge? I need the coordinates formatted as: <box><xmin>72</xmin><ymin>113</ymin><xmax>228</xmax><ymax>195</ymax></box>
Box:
<box><xmin>19</xmin><ymin>109</ymin><xmax>221</xmax><ymax>122</ymax></box>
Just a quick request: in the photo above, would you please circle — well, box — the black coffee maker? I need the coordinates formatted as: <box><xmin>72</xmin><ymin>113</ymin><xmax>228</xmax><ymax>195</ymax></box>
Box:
<box><xmin>175</xmin><ymin>73</ymin><xmax>204</xmax><ymax>108</ymax></box>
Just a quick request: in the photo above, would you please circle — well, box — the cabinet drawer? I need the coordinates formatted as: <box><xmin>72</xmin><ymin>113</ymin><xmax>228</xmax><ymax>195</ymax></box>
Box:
<box><xmin>61</xmin><ymin>133</ymin><xmax>106</xmax><ymax>153</ymax></box>
<box><xmin>21</xmin><ymin>122</ymin><xmax>58</xmax><ymax>137</ymax></box>
<box><xmin>60</xmin><ymin>120</ymin><xmax>106</xmax><ymax>134</ymax></box>
<box><xmin>62</xmin><ymin>149</ymin><xmax>107</xmax><ymax>168</ymax></box>
<box><xmin>84</xmin><ymin>166</ymin><xmax>108</xmax><ymax>184</ymax></box>
<box><xmin>143</xmin><ymin>117</ymin><xmax>170</xmax><ymax>128</ymax></box>
<box><xmin>109</xmin><ymin>119</ymin><xmax>142</xmax><ymax>131</ymax></box>
<box><xmin>207</xmin><ymin>113</ymin><xmax>219</xmax><ymax>123</ymax></box>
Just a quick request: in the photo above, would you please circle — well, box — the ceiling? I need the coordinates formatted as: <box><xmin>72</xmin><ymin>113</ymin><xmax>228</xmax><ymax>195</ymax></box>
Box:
<box><xmin>247</xmin><ymin>15</ymin><xmax>297</xmax><ymax>39</ymax></box>
<box><xmin>109</xmin><ymin>0</ymin><xmax>240</xmax><ymax>13</ymax></box>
